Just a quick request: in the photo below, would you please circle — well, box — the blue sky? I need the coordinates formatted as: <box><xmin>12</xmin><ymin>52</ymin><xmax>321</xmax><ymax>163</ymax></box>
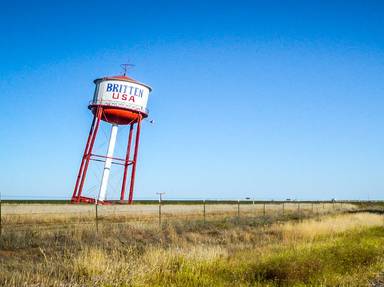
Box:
<box><xmin>1</xmin><ymin>1</ymin><xmax>384</xmax><ymax>200</ymax></box>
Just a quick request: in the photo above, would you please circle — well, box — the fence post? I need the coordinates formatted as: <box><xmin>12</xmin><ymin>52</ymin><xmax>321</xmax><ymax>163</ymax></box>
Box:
<box><xmin>203</xmin><ymin>200</ymin><xmax>206</xmax><ymax>223</ymax></box>
<box><xmin>237</xmin><ymin>200</ymin><xmax>240</xmax><ymax>220</ymax></box>
<box><xmin>282</xmin><ymin>202</ymin><xmax>285</xmax><ymax>216</ymax></box>
<box><xmin>298</xmin><ymin>202</ymin><xmax>301</xmax><ymax>221</ymax></box>
<box><xmin>312</xmin><ymin>202</ymin><xmax>314</xmax><ymax>213</ymax></box>
<box><xmin>0</xmin><ymin>192</ymin><xmax>2</xmax><ymax>236</ymax></box>
<box><xmin>263</xmin><ymin>202</ymin><xmax>266</xmax><ymax>216</ymax></box>
<box><xmin>95</xmin><ymin>203</ymin><xmax>99</xmax><ymax>233</ymax></box>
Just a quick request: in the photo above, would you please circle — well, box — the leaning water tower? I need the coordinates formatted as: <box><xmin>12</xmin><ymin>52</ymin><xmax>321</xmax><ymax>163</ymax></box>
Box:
<box><xmin>71</xmin><ymin>69</ymin><xmax>152</xmax><ymax>204</ymax></box>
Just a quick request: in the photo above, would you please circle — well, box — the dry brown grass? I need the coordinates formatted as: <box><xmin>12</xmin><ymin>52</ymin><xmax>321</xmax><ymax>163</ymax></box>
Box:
<box><xmin>2</xmin><ymin>202</ymin><xmax>356</xmax><ymax>226</ymax></box>
<box><xmin>0</xmin><ymin>204</ymin><xmax>382</xmax><ymax>287</ymax></box>
<box><xmin>276</xmin><ymin>212</ymin><xmax>384</xmax><ymax>242</ymax></box>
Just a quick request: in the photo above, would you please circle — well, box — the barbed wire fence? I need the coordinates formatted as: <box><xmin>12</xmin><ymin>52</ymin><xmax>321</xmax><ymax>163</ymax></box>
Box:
<box><xmin>0</xmin><ymin>199</ymin><xmax>362</xmax><ymax>235</ymax></box>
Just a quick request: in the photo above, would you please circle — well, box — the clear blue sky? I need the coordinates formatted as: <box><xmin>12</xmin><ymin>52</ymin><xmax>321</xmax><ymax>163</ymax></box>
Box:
<box><xmin>1</xmin><ymin>1</ymin><xmax>384</xmax><ymax>200</ymax></box>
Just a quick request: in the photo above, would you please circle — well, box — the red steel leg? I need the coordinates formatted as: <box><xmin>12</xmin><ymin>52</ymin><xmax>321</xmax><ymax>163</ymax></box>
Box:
<box><xmin>75</xmin><ymin>107</ymin><xmax>103</xmax><ymax>202</ymax></box>
<box><xmin>71</xmin><ymin>113</ymin><xmax>97</xmax><ymax>201</ymax></box>
<box><xmin>120</xmin><ymin>122</ymin><xmax>134</xmax><ymax>201</ymax></box>
<box><xmin>128</xmin><ymin>115</ymin><xmax>142</xmax><ymax>204</ymax></box>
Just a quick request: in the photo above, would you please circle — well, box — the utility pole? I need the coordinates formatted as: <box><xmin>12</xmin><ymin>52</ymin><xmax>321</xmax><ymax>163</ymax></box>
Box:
<box><xmin>156</xmin><ymin>192</ymin><xmax>165</xmax><ymax>226</ymax></box>
<box><xmin>245</xmin><ymin>197</ymin><xmax>252</xmax><ymax>219</ymax></box>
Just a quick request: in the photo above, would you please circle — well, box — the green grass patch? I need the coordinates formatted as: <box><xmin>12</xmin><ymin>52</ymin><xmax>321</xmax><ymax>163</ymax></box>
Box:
<box><xmin>141</xmin><ymin>227</ymin><xmax>384</xmax><ymax>286</ymax></box>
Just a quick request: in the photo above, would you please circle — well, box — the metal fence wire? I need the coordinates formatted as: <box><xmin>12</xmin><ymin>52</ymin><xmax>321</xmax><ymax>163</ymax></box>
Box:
<box><xmin>0</xmin><ymin>201</ymin><xmax>353</xmax><ymax>234</ymax></box>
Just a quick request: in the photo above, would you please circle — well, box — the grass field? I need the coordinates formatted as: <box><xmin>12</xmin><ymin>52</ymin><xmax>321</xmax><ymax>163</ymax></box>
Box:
<box><xmin>1</xmin><ymin>202</ymin><xmax>383</xmax><ymax>286</ymax></box>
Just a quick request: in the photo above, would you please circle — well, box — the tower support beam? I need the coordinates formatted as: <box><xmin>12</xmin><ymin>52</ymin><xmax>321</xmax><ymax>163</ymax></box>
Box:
<box><xmin>72</xmin><ymin>108</ymin><xmax>145</xmax><ymax>204</ymax></box>
<box><xmin>71</xmin><ymin>113</ymin><xmax>96</xmax><ymax>201</ymax></box>
<box><xmin>72</xmin><ymin>107</ymin><xmax>102</xmax><ymax>203</ymax></box>
<box><xmin>98</xmin><ymin>124</ymin><xmax>119</xmax><ymax>202</ymax></box>
<box><xmin>120</xmin><ymin>122</ymin><xmax>134</xmax><ymax>201</ymax></box>
<box><xmin>128</xmin><ymin>115</ymin><xmax>142</xmax><ymax>204</ymax></box>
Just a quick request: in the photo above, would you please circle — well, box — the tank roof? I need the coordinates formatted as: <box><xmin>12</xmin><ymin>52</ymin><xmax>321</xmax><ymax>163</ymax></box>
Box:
<box><xmin>94</xmin><ymin>75</ymin><xmax>152</xmax><ymax>91</ymax></box>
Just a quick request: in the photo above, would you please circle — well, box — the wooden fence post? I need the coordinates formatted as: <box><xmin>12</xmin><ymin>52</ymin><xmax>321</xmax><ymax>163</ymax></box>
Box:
<box><xmin>0</xmin><ymin>192</ymin><xmax>2</xmax><ymax>236</ymax></box>
<box><xmin>237</xmin><ymin>200</ymin><xmax>240</xmax><ymax>220</ymax></box>
<box><xmin>203</xmin><ymin>200</ymin><xmax>206</xmax><ymax>223</ymax></box>
<box><xmin>95</xmin><ymin>203</ymin><xmax>99</xmax><ymax>233</ymax></box>
<box><xmin>298</xmin><ymin>202</ymin><xmax>301</xmax><ymax>221</ymax></box>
